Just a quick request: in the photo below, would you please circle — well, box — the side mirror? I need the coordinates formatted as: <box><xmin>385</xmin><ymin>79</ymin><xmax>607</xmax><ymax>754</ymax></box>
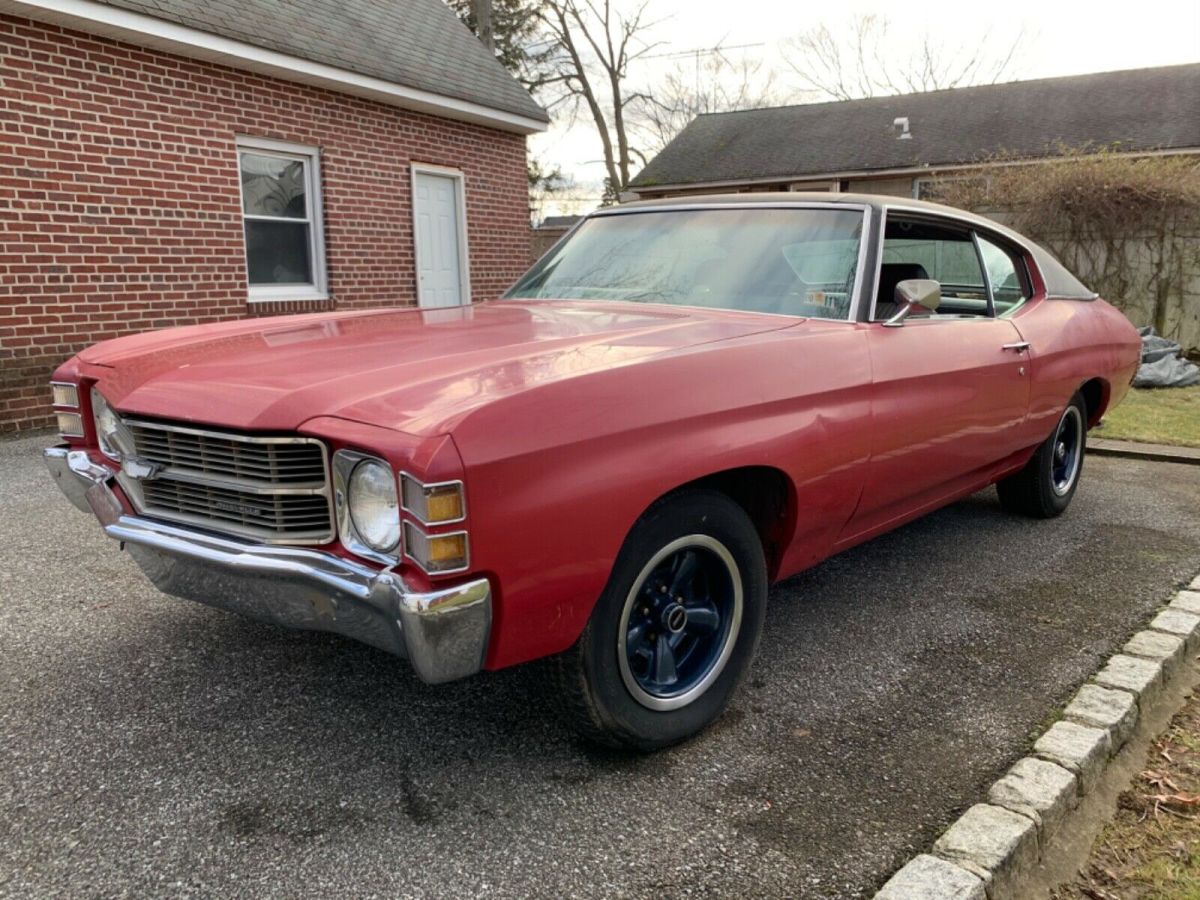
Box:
<box><xmin>883</xmin><ymin>279</ymin><xmax>941</xmax><ymax>327</ymax></box>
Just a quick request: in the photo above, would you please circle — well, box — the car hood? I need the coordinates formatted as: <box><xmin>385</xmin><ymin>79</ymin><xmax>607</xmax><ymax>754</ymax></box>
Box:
<box><xmin>84</xmin><ymin>301</ymin><xmax>788</xmax><ymax>435</ymax></box>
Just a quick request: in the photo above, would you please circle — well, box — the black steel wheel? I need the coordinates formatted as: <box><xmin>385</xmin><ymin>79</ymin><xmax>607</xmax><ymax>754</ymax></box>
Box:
<box><xmin>998</xmin><ymin>392</ymin><xmax>1088</xmax><ymax>518</ymax></box>
<box><xmin>555</xmin><ymin>489</ymin><xmax>768</xmax><ymax>750</ymax></box>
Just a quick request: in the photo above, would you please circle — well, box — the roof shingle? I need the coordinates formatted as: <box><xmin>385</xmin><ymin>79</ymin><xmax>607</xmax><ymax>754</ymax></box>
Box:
<box><xmin>630</xmin><ymin>64</ymin><xmax>1200</xmax><ymax>188</ymax></box>
<box><xmin>93</xmin><ymin>0</ymin><xmax>547</xmax><ymax>123</ymax></box>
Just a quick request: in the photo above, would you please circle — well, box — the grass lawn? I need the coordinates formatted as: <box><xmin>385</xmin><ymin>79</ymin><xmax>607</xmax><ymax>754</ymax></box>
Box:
<box><xmin>1052</xmin><ymin>688</ymin><xmax>1200</xmax><ymax>900</ymax></box>
<box><xmin>1095</xmin><ymin>386</ymin><xmax>1200</xmax><ymax>449</ymax></box>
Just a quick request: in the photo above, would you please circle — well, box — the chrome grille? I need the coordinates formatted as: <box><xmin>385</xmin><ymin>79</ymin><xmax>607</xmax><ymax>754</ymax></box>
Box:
<box><xmin>127</xmin><ymin>423</ymin><xmax>327</xmax><ymax>484</ymax></box>
<box><xmin>116</xmin><ymin>418</ymin><xmax>333</xmax><ymax>545</ymax></box>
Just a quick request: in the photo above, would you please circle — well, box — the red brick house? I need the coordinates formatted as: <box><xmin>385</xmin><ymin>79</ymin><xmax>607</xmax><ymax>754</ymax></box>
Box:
<box><xmin>0</xmin><ymin>0</ymin><xmax>548</xmax><ymax>432</ymax></box>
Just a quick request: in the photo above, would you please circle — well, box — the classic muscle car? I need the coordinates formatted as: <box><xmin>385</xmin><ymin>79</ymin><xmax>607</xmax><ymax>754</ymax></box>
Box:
<box><xmin>45</xmin><ymin>194</ymin><xmax>1141</xmax><ymax>749</ymax></box>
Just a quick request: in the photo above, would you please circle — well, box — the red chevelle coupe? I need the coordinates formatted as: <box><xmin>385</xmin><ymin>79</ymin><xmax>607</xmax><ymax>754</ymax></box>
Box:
<box><xmin>46</xmin><ymin>194</ymin><xmax>1141</xmax><ymax>749</ymax></box>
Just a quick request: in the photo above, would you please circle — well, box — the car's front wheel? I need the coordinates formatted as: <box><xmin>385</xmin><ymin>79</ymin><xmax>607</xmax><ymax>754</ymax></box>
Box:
<box><xmin>556</xmin><ymin>489</ymin><xmax>768</xmax><ymax>750</ymax></box>
<box><xmin>997</xmin><ymin>392</ymin><xmax>1088</xmax><ymax>518</ymax></box>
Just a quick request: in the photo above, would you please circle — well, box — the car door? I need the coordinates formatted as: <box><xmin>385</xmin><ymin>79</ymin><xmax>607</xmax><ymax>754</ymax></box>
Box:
<box><xmin>838</xmin><ymin>214</ymin><xmax>1031</xmax><ymax>544</ymax></box>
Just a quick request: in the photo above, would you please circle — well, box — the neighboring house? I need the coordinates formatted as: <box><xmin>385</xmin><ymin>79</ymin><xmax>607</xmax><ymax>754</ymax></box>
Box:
<box><xmin>0</xmin><ymin>0</ymin><xmax>547</xmax><ymax>432</ymax></box>
<box><xmin>628</xmin><ymin>65</ymin><xmax>1200</xmax><ymax>200</ymax></box>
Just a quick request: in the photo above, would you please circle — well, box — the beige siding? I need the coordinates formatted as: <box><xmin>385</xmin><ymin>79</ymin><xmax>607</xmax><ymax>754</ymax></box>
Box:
<box><xmin>846</xmin><ymin>176</ymin><xmax>915</xmax><ymax>197</ymax></box>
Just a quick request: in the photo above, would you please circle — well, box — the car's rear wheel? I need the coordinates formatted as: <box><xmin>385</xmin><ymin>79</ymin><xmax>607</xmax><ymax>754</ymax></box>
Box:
<box><xmin>556</xmin><ymin>489</ymin><xmax>767</xmax><ymax>750</ymax></box>
<box><xmin>997</xmin><ymin>392</ymin><xmax>1087</xmax><ymax>518</ymax></box>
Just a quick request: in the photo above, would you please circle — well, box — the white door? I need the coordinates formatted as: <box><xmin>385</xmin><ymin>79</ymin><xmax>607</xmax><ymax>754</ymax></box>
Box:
<box><xmin>413</xmin><ymin>171</ymin><xmax>466</xmax><ymax>308</ymax></box>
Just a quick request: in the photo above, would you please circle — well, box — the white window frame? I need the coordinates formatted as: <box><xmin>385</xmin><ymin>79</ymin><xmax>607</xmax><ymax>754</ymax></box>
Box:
<box><xmin>410</xmin><ymin>163</ymin><xmax>471</xmax><ymax>307</ymax></box>
<box><xmin>237</xmin><ymin>136</ymin><xmax>328</xmax><ymax>303</ymax></box>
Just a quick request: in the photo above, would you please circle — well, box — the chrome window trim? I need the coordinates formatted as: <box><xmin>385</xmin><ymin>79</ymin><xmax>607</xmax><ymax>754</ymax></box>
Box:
<box><xmin>50</xmin><ymin>381</ymin><xmax>79</xmax><ymax>408</ymax></box>
<box><xmin>116</xmin><ymin>417</ymin><xmax>335</xmax><ymax>546</ymax></box>
<box><xmin>851</xmin><ymin>205</ymin><xmax>879</xmax><ymax>323</ymax></box>
<box><xmin>399</xmin><ymin>471</ymin><xmax>467</xmax><ymax>526</ymax></box>
<box><xmin>973</xmin><ymin>231</ymin><xmax>1034</xmax><ymax>318</ymax></box>
<box><xmin>971</xmin><ymin>230</ymin><xmax>998</xmax><ymax>318</ymax></box>
<box><xmin>523</xmin><ymin>202</ymin><xmax>873</xmax><ymax>324</ymax></box>
<box><xmin>867</xmin><ymin>206</ymin><xmax>888</xmax><ymax>322</ymax></box>
<box><xmin>333</xmin><ymin>449</ymin><xmax>402</xmax><ymax>566</ymax></box>
<box><xmin>591</xmin><ymin>200</ymin><xmax>872</xmax><ymax>215</ymax></box>
<box><xmin>402</xmin><ymin>520</ymin><xmax>471</xmax><ymax>576</ymax></box>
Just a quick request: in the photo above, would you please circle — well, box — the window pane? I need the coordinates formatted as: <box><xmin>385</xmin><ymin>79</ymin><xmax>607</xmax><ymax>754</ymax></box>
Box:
<box><xmin>883</xmin><ymin>239</ymin><xmax>984</xmax><ymax>293</ymax></box>
<box><xmin>240</xmin><ymin>152</ymin><xmax>307</xmax><ymax>218</ymax></box>
<box><xmin>506</xmin><ymin>208</ymin><xmax>864</xmax><ymax>320</ymax></box>
<box><xmin>977</xmin><ymin>236</ymin><xmax>1028</xmax><ymax>315</ymax></box>
<box><xmin>244</xmin><ymin>220</ymin><xmax>312</xmax><ymax>285</ymax></box>
<box><xmin>877</xmin><ymin>219</ymin><xmax>987</xmax><ymax>318</ymax></box>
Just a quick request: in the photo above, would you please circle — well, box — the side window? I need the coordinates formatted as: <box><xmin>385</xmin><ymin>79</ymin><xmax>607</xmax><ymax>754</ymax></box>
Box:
<box><xmin>874</xmin><ymin>218</ymin><xmax>988</xmax><ymax>319</ymax></box>
<box><xmin>976</xmin><ymin>235</ymin><xmax>1029</xmax><ymax>316</ymax></box>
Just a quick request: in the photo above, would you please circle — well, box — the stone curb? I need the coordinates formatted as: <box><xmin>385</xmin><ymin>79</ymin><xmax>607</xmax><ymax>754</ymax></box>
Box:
<box><xmin>1087</xmin><ymin>438</ymin><xmax>1200</xmax><ymax>466</ymax></box>
<box><xmin>874</xmin><ymin>578</ymin><xmax>1200</xmax><ymax>899</ymax></box>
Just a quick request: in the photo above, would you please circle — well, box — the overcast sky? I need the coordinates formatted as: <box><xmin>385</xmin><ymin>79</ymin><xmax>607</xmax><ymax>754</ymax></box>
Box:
<box><xmin>529</xmin><ymin>0</ymin><xmax>1200</xmax><ymax>213</ymax></box>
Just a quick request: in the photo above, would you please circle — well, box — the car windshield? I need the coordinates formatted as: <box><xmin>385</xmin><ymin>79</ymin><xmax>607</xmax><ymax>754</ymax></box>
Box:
<box><xmin>506</xmin><ymin>207</ymin><xmax>865</xmax><ymax>320</ymax></box>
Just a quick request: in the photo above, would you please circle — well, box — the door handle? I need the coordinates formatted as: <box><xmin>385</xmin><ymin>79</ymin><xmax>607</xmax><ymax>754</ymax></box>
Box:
<box><xmin>1002</xmin><ymin>341</ymin><xmax>1030</xmax><ymax>352</ymax></box>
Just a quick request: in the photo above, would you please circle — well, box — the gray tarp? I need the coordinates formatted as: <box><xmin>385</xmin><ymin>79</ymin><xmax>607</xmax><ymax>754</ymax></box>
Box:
<box><xmin>1133</xmin><ymin>326</ymin><xmax>1200</xmax><ymax>388</ymax></box>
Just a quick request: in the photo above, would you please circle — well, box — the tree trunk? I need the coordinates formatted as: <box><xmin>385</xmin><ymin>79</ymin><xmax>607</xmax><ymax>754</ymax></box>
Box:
<box><xmin>472</xmin><ymin>0</ymin><xmax>494</xmax><ymax>52</ymax></box>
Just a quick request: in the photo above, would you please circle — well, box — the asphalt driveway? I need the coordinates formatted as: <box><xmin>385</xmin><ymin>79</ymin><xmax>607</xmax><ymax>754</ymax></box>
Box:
<box><xmin>2</xmin><ymin>432</ymin><xmax>1199</xmax><ymax>899</ymax></box>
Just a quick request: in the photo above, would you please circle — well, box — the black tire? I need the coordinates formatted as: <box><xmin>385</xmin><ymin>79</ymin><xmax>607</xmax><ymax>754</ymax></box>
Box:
<box><xmin>555</xmin><ymin>489</ymin><xmax>768</xmax><ymax>751</ymax></box>
<box><xmin>997</xmin><ymin>392</ymin><xmax>1088</xmax><ymax>518</ymax></box>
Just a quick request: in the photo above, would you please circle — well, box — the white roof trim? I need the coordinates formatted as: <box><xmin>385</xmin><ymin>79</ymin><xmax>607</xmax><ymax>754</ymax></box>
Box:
<box><xmin>0</xmin><ymin>0</ymin><xmax>547</xmax><ymax>134</ymax></box>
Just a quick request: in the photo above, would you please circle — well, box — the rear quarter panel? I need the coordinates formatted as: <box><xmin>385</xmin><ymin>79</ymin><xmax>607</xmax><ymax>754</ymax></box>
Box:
<box><xmin>1011</xmin><ymin>295</ymin><xmax>1140</xmax><ymax>439</ymax></box>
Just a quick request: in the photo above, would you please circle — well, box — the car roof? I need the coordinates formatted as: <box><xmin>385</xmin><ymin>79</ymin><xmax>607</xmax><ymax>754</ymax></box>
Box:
<box><xmin>595</xmin><ymin>192</ymin><xmax>1095</xmax><ymax>300</ymax></box>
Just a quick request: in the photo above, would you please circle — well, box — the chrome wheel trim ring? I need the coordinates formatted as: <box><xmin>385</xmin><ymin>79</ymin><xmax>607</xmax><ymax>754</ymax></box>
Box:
<box><xmin>616</xmin><ymin>534</ymin><xmax>744</xmax><ymax>712</ymax></box>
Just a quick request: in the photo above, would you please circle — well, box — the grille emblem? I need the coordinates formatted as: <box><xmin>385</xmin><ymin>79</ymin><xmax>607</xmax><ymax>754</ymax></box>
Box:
<box><xmin>122</xmin><ymin>457</ymin><xmax>163</xmax><ymax>481</ymax></box>
<box><xmin>212</xmin><ymin>499</ymin><xmax>268</xmax><ymax>518</ymax></box>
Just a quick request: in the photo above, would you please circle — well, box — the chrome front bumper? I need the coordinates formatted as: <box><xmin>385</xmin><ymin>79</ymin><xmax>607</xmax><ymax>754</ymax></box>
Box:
<box><xmin>44</xmin><ymin>446</ymin><xmax>492</xmax><ymax>683</ymax></box>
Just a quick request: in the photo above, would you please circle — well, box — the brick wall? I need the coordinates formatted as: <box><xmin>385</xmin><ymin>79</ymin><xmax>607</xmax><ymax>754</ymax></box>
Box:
<box><xmin>0</xmin><ymin>14</ymin><xmax>531</xmax><ymax>433</ymax></box>
<box><xmin>530</xmin><ymin>224</ymin><xmax>570</xmax><ymax>264</ymax></box>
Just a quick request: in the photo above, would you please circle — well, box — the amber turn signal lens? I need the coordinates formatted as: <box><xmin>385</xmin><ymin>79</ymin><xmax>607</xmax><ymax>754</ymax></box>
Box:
<box><xmin>425</xmin><ymin>487</ymin><xmax>464</xmax><ymax>523</ymax></box>
<box><xmin>403</xmin><ymin>522</ymin><xmax>469</xmax><ymax>574</ymax></box>
<box><xmin>428</xmin><ymin>532</ymin><xmax>467</xmax><ymax>565</ymax></box>
<box><xmin>401</xmin><ymin>475</ymin><xmax>465</xmax><ymax>524</ymax></box>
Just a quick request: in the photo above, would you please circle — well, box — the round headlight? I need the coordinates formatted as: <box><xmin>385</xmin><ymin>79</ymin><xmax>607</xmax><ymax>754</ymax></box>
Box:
<box><xmin>91</xmin><ymin>388</ymin><xmax>129</xmax><ymax>459</ymax></box>
<box><xmin>348</xmin><ymin>460</ymin><xmax>400</xmax><ymax>552</ymax></box>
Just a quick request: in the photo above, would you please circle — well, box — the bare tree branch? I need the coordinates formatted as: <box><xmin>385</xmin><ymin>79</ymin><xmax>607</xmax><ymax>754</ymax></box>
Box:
<box><xmin>785</xmin><ymin>14</ymin><xmax>1022</xmax><ymax>101</ymax></box>
<box><xmin>631</xmin><ymin>53</ymin><xmax>783</xmax><ymax>155</ymax></box>
<box><xmin>536</xmin><ymin>0</ymin><xmax>663</xmax><ymax>199</ymax></box>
